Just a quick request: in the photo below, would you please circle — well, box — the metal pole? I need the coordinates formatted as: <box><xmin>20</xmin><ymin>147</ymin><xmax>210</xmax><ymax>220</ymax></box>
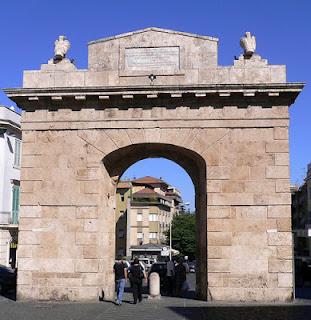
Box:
<box><xmin>292</xmin><ymin>231</ymin><xmax>296</xmax><ymax>300</ymax></box>
<box><xmin>169</xmin><ymin>219</ymin><xmax>172</xmax><ymax>260</ymax></box>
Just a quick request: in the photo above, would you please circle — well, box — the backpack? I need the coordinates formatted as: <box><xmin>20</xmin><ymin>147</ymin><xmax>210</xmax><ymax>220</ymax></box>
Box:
<box><xmin>129</xmin><ymin>265</ymin><xmax>144</xmax><ymax>281</ymax></box>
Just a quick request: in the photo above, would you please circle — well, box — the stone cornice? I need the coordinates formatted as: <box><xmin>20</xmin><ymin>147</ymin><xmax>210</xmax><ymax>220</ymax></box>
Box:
<box><xmin>4</xmin><ymin>83</ymin><xmax>304</xmax><ymax>109</ymax></box>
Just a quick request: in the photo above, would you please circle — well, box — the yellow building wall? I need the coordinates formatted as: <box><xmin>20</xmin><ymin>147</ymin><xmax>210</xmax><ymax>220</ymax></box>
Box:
<box><xmin>116</xmin><ymin>187</ymin><xmax>174</xmax><ymax>253</ymax></box>
<box><xmin>115</xmin><ymin>188</ymin><xmax>131</xmax><ymax>256</ymax></box>
<box><xmin>129</xmin><ymin>205</ymin><xmax>172</xmax><ymax>245</ymax></box>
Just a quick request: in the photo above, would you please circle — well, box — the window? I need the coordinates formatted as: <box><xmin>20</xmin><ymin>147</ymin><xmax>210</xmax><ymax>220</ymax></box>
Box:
<box><xmin>120</xmin><ymin>194</ymin><xmax>125</xmax><ymax>202</ymax></box>
<box><xmin>137</xmin><ymin>232</ymin><xmax>143</xmax><ymax>239</ymax></box>
<box><xmin>14</xmin><ymin>139</ymin><xmax>21</xmax><ymax>167</ymax></box>
<box><xmin>149</xmin><ymin>213</ymin><xmax>158</xmax><ymax>221</ymax></box>
<box><xmin>12</xmin><ymin>184</ymin><xmax>20</xmax><ymax>224</ymax></box>
<box><xmin>137</xmin><ymin>213</ymin><xmax>143</xmax><ymax>221</ymax></box>
<box><xmin>149</xmin><ymin>232</ymin><xmax>157</xmax><ymax>239</ymax></box>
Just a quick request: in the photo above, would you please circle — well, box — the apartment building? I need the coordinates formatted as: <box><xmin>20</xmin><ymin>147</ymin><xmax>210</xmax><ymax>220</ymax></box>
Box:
<box><xmin>115</xmin><ymin>176</ymin><xmax>182</xmax><ymax>257</ymax></box>
<box><xmin>0</xmin><ymin>106</ymin><xmax>21</xmax><ymax>268</ymax></box>
<box><xmin>115</xmin><ymin>181</ymin><xmax>132</xmax><ymax>257</ymax></box>
<box><xmin>292</xmin><ymin>162</ymin><xmax>311</xmax><ymax>257</ymax></box>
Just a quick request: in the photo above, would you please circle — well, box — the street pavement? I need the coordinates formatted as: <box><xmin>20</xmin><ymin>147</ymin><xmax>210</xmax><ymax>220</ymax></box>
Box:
<box><xmin>1</xmin><ymin>274</ymin><xmax>311</xmax><ymax>320</ymax></box>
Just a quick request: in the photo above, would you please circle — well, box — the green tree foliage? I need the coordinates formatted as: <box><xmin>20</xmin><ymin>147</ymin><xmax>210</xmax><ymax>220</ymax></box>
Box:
<box><xmin>166</xmin><ymin>212</ymin><xmax>196</xmax><ymax>260</ymax></box>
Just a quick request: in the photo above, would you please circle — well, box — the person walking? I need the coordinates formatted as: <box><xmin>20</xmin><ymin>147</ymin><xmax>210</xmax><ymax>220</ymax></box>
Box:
<box><xmin>128</xmin><ymin>258</ymin><xmax>146</xmax><ymax>304</ymax></box>
<box><xmin>166</xmin><ymin>258</ymin><xmax>175</xmax><ymax>296</ymax></box>
<box><xmin>174</xmin><ymin>257</ymin><xmax>187</xmax><ymax>297</ymax></box>
<box><xmin>113</xmin><ymin>256</ymin><xmax>128</xmax><ymax>305</ymax></box>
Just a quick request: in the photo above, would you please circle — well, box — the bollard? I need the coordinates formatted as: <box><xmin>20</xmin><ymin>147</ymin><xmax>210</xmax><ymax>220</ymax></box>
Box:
<box><xmin>149</xmin><ymin>272</ymin><xmax>161</xmax><ymax>299</ymax></box>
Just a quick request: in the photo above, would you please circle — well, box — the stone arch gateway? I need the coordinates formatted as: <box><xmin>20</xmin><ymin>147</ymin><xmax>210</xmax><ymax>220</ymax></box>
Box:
<box><xmin>103</xmin><ymin>143</ymin><xmax>207</xmax><ymax>299</ymax></box>
<box><xmin>5</xmin><ymin>28</ymin><xmax>303</xmax><ymax>301</ymax></box>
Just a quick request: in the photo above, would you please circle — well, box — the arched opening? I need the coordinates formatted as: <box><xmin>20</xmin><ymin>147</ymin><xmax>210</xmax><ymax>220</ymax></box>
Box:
<box><xmin>103</xmin><ymin>143</ymin><xmax>207</xmax><ymax>300</ymax></box>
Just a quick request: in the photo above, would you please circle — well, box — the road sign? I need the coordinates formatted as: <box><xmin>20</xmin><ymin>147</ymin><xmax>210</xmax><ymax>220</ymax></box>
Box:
<box><xmin>161</xmin><ymin>247</ymin><xmax>169</xmax><ymax>256</ymax></box>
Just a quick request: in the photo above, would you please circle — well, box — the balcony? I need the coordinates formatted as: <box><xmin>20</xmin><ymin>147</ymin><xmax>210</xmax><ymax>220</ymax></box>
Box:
<box><xmin>131</xmin><ymin>197</ymin><xmax>171</xmax><ymax>209</ymax></box>
<box><xmin>0</xmin><ymin>211</ymin><xmax>19</xmax><ymax>229</ymax></box>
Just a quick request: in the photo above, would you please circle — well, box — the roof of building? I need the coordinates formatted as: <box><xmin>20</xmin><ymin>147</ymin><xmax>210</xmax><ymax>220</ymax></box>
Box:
<box><xmin>132</xmin><ymin>187</ymin><xmax>160</xmax><ymax>197</ymax></box>
<box><xmin>117</xmin><ymin>181</ymin><xmax>132</xmax><ymax>189</ymax></box>
<box><xmin>117</xmin><ymin>176</ymin><xmax>182</xmax><ymax>203</ymax></box>
<box><xmin>132</xmin><ymin>187</ymin><xmax>172</xmax><ymax>202</ymax></box>
<box><xmin>132</xmin><ymin>176</ymin><xmax>168</xmax><ymax>186</ymax></box>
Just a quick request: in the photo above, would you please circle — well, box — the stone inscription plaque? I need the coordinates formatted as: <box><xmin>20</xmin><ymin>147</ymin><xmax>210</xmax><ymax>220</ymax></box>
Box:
<box><xmin>125</xmin><ymin>47</ymin><xmax>180</xmax><ymax>71</ymax></box>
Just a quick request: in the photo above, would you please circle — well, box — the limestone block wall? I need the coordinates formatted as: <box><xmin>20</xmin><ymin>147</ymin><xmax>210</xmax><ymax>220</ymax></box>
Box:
<box><xmin>15</xmin><ymin>102</ymin><xmax>293</xmax><ymax>301</ymax></box>
<box><xmin>18</xmin><ymin>129</ymin><xmax>115</xmax><ymax>300</ymax></box>
<box><xmin>206</xmin><ymin>125</ymin><xmax>292</xmax><ymax>301</ymax></box>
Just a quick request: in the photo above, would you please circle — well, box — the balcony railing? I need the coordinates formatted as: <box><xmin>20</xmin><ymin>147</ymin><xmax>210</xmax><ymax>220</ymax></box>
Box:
<box><xmin>0</xmin><ymin>211</ymin><xmax>19</xmax><ymax>225</ymax></box>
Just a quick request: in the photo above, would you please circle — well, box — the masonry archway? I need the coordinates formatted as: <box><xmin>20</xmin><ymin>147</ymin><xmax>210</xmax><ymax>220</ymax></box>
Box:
<box><xmin>103</xmin><ymin>143</ymin><xmax>207</xmax><ymax>299</ymax></box>
<box><xmin>6</xmin><ymin>27</ymin><xmax>303</xmax><ymax>302</ymax></box>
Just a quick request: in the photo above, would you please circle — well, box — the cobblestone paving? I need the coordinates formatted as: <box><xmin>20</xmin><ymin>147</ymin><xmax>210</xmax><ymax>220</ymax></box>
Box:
<box><xmin>1</xmin><ymin>294</ymin><xmax>311</xmax><ymax>320</ymax></box>
<box><xmin>1</xmin><ymin>274</ymin><xmax>311</xmax><ymax>320</ymax></box>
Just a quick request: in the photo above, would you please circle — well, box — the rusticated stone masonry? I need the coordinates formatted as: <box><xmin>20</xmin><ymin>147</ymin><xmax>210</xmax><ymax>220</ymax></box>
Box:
<box><xmin>5</xmin><ymin>28</ymin><xmax>303</xmax><ymax>302</ymax></box>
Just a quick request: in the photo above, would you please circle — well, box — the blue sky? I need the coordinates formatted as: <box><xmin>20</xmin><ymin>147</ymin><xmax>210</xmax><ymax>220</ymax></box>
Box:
<box><xmin>1</xmin><ymin>1</ymin><xmax>310</xmax><ymax>210</ymax></box>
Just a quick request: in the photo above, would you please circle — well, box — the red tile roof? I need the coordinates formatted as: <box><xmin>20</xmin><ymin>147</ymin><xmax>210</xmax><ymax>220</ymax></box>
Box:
<box><xmin>132</xmin><ymin>176</ymin><xmax>167</xmax><ymax>185</ymax></box>
<box><xmin>132</xmin><ymin>187</ymin><xmax>172</xmax><ymax>203</ymax></box>
<box><xmin>132</xmin><ymin>187</ymin><xmax>158</xmax><ymax>197</ymax></box>
<box><xmin>117</xmin><ymin>181</ymin><xmax>132</xmax><ymax>189</ymax></box>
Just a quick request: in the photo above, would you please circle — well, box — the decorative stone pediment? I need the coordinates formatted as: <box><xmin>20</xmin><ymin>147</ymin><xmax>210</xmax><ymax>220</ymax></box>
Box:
<box><xmin>21</xmin><ymin>27</ymin><xmax>286</xmax><ymax>89</ymax></box>
<box><xmin>88</xmin><ymin>27</ymin><xmax>218</xmax><ymax>75</ymax></box>
<box><xmin>89</xmin><ymin>27</ymin><xmax>217</xmax><ymax>44</ymax></box>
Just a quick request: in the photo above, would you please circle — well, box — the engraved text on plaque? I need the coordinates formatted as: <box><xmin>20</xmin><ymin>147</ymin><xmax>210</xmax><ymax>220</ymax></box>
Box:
<box><xmin>125</xmin><ymin>47</ymin><xmax>180</xmax><ymax>71</ymax></box>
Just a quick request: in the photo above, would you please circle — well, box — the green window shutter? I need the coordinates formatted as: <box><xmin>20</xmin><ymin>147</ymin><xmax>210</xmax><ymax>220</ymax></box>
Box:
<box><xmin>12</xmin><ymin>185</ymin><xmax>20</xmax><ymax>224</ymax></box>
<box><xmin>14</xmin><ymin>139</ymin><xmax>21</xmax><ymax>167</ymax></box>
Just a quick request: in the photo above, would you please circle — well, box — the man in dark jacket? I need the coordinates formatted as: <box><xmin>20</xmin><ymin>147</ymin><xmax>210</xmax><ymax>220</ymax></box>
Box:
<box><xmin>128</xmin><ymin>258</ymin><xmax>146</xmax><ymax>304</ymax></box>
<box><xmin>175</xmin><ymin>257</ymin><xmax>187</xmax><ymax>297</ymax></box>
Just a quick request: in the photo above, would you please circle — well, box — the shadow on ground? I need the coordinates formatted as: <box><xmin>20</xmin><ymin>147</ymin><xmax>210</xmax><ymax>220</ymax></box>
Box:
<box><xmin>168</xmin><ymin>305</ymin><xmax>311</xmax><ymax>320</ymax></box>
<box><xmin>0</xmin><ymin>289</ymin><xmax>16</xmax><ymax>301</ymax></box>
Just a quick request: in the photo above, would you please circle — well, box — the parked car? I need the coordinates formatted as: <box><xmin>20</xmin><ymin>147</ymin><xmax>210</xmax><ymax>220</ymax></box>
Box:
<box><xmin>0</xmin><ymin>265</ymin><xmax>16</xmax><ymax>294</ymax></box>
<box><xmin>148</xmin><ymin>262</ymin><xmax>168</xmax><ymax>288</ymax></box>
